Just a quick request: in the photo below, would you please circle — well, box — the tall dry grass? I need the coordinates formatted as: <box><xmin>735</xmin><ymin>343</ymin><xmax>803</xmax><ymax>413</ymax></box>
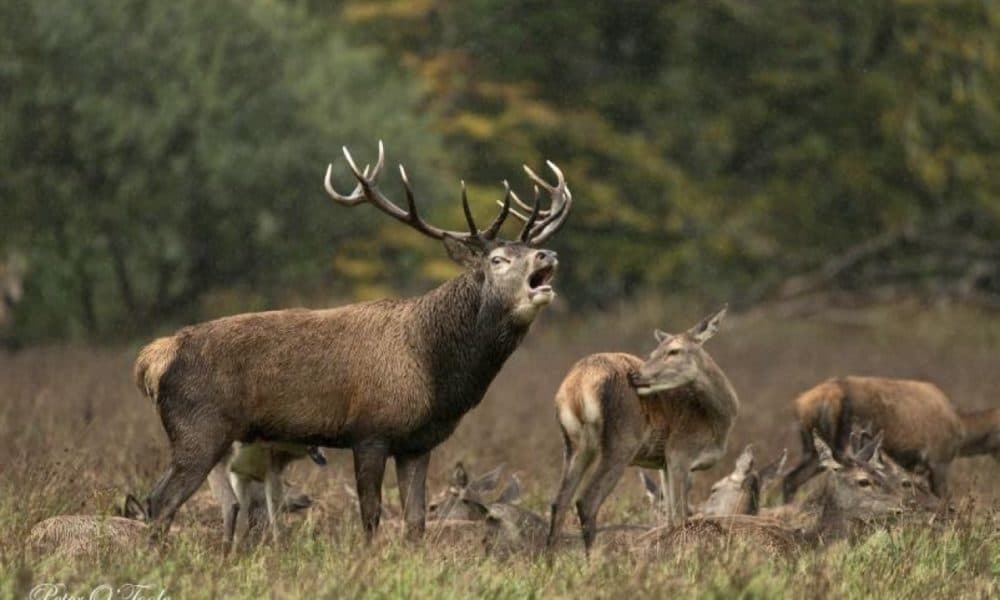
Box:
<box><xmin>0</xmin><ymin>300</ymin><xmax>997</xmax><ymax>598</ymax></box>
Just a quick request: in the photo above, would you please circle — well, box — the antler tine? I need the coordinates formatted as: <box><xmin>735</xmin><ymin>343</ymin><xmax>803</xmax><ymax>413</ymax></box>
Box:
<box><xmin>324</xmin><ymin>163</ymin><xmax>367</xmax><ymax>205</ymax></box>
<box><xmin>460</xmin><ymin>181</ymin><xmax>480</xmax><ymax>237</ymax></box>
<box><xmin>518</xmin><ymin>185</ymin><xmax>542</xmax><ymax>242</ymax></box>
<box><xmin>521</xmin><ymin>161</ymin><xmax>572</xmax><ymax>245</ymax></box>
<box><xmin>483</xmin><ymin>181</ymin><xmax>512</xmax><ymax>240</ymax></box>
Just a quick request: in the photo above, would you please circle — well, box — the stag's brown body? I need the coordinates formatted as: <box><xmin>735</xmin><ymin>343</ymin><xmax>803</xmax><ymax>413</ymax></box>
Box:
<box><xmin>131</xmin><ymin>142</ymin><xmax>572</xmax><ymax>541</ymax></box>
<box><xmin>137</xmin><ymin>278</ymin><xmax>529</xmax><ymax>454</ymax></box>
<box><xmin>783</xmin><ymin>376</ymin><xmax>999</xmax><ymax>499</ymax></box>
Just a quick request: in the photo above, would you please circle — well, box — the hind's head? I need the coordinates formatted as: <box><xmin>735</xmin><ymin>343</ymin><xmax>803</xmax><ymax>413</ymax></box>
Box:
<box><xmin>629</xmin><ymin>305</ymin><xmax>728</xmax><ymax>395</ymax></box>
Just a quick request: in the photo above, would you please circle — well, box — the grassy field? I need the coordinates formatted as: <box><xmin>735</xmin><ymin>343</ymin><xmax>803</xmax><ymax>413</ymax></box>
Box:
<box><xmin>1</xmin><ymin>300</ymin><xmax>998</xmax><ymax>598</ymax></box>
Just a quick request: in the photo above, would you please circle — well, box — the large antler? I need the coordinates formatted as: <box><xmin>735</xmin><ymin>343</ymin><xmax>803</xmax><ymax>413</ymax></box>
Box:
<box><xmin>324</xmin><ymin>141</ymin><xmax>512</xmax><ymax>248</ymax></box>
<box><xmin>501</xmin><ymin>161</ymin><xmax>573</xmax><ymax>246</ymax></box>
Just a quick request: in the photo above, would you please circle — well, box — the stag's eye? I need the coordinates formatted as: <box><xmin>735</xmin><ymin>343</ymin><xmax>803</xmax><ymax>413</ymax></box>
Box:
<box><xmin>490</xmin><ymin>256</ymin><xmax>509</xmax><ymax>266</ymax></box>
<box><xmin>667</xmin><ymin>349</ymin><xmax>681</xmax><ymax>357</ymax></box>
<box><xmin>856</xmin><ymin>478</ymin><xmax>872</xmax><ymax>488</ymax></box>
<box><xmin>901</xmin><ymin>479</ymin><xmax>913</xmax><ymax>488</ymax></box>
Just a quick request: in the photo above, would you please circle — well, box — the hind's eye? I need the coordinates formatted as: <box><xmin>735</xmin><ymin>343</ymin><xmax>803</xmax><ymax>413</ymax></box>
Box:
<box><xmin>857</xmin><ymin>478</ymin><xmax>872</xmax><ymax>488</ymax></box>
<box><xmin>901</xmin><ymin>480</ymin><xmax>913</xmax><ymax>488</ymax></box>
<box><xmin>667</xmin><ymin>349</ymin><xmax>681</xmax><ymax>357</ymax></box>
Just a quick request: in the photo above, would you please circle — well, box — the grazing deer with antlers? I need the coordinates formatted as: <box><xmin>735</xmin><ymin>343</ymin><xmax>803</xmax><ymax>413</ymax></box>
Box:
<box><xmin>130</xmin><ymin>142</ymin><xmax>571</xmax><ymax>542</ymax></box>
<box><xmin>782</xmin><ymin>376</ymin><xmax>1000</xmax><ymax>500</ymax></box>
<box><xmin>548</xmin><ymin>306</ymin><xmax>736</xmax><ymax>554</ymax></box>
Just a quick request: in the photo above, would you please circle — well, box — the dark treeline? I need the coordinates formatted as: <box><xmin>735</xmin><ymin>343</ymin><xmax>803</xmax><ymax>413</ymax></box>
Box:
<box><xmin>1</xmin><ymin>0</ymin><xmax>997</xmax><ymax>340</ymax></box>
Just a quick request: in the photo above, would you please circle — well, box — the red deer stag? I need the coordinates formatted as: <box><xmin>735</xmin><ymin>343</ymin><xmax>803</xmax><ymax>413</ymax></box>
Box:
<box><xmin>548</xmin><ymin>307</ymin><xmax>736</xmax><ymax>554</ymax></box>
<box><xmin>782</xmin><ymin>376</ymin><xmax>999</xmax><ymax>500</ymax></box>
<box><xmin>130</xmin><ymin>142</ymin><xmax>571</xmax><ymax>542</ymax></box>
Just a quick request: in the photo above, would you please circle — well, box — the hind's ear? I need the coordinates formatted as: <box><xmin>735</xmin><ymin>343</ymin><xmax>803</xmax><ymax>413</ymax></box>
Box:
<box><xmin>688</xmin><ymin>304</ymin><xmax>728</xmax><ymax>345</ymax></box>
<box><xmin>813</xmin><ymin>433</ymin><xmax>842</xmax><ymax>471</ymax></box>
<box><xmin>449</xmin><ymin>462</ymin><xmax>469</xmax><ymax>488</ymax></box>
<box><xmin>496</xmin><ymin>475</ymin><xmax>521</xmax><ymax>504</ymax></box>
<box><xmin>122</xmin><ymin>494</ymin><xmax>148</xmax><ymax>521</ymax></box>
<box><xmin>758</xmin><ymin>448</ymin><xmax>789</xmax><ymax>483</ymax></box>
<box><xmin>734</xmin><ymin>444</ymin><xmax>755</xmax><ymax>475</ymax></box>
<box><xmin>469</xmin><ymin>464</ymin><xmax>504</xmax><ymax>493</ymax></box>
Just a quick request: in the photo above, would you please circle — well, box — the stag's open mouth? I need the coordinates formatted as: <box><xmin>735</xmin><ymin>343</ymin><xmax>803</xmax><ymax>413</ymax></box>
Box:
<box><xmin>529</xmin><ymin>265</ymin><xmax>555</xmax><ymax>291</ymax></box>
<box><xmin>526</xmin><ymin>263</ymin><xmax>557</xmax><ymax>306</ymax></box>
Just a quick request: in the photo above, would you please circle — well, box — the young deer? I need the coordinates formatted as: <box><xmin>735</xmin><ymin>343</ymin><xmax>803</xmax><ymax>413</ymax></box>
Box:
<box><xmin>131</xmin><ymin>142</ymin><xmax>571</xmax><ymax>542</ymax></box>
<box><xmin>783</xmin><ymin>376</ymin><xmax>999</xmax><ymax>500</ymax></box>
<box><xmin>549</xmin><ymin>306</ymin><xmax>736</xmax><ymax>553</ymax></box>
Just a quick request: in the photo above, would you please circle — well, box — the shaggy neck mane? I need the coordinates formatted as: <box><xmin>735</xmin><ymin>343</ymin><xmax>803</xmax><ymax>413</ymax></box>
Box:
<box><xmin>411</xmin><ymin>269</ymin><xmax>531</xmax><ymax>419</ymax></box>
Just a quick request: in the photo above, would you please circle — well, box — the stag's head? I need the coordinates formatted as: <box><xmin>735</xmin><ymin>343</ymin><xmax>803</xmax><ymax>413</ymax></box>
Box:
<box><xmin>629</xmin><ymin>305</ymin><xmax>728</xmax><ymax>395</ymax></box>
<box><xmin>324</xmin><ymin>142</ymin><xmax>570</xmax><ymax>324</ymax></box>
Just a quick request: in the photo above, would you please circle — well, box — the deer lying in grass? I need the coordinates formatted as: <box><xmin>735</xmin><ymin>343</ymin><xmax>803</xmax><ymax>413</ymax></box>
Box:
<box><xmin>635</xmin><ymin>434</ymin><xmax>908</xmax><ymax>559</ymax></box>
<box><xmin>130</xmin><ymin>142</ymin><xmax>571</xmax><ymax>543</ymax></box>
<box><xmin>426</xmin><ymin>462</ymin><xmax>508</xmax><ymax>521</ymax></box>
<box><xmin>783</xmin><ymin>376</ymin><xmax>1000</xmax><ymax>500</ymax></box>
<box><xmin>640</xmin><ymin>444</ymin><xmax>787</xmax><ymax>519</ymax></box>
<box><xmin>549</xmin><ymin>306</ymin><xmax>736</xmax><ymax>553</ymax></box>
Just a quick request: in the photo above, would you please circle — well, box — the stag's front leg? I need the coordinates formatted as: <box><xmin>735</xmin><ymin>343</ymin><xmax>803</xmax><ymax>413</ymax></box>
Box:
<box><xmin>395</xmin><ymin>452</ymin><xmax>430</xmax><ymax>541</ymax></box>
<box><xmin>353</xmin><ymin>440</ymin><xmax>389</xmax><ymax>542</ymax></box>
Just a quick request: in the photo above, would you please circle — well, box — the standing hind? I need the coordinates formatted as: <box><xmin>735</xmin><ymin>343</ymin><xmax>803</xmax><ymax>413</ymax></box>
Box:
<box><xmin>548</xmin><ymin>307</ymin><xmax>737</xmax><ymax>553</ymax></box>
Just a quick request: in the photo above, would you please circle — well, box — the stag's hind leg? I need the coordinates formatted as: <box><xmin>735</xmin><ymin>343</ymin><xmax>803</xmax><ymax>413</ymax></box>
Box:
<box><xmin>146</xmin><ymin>400</ymin><xmax>234</xmax><ymax>539</ymax></box>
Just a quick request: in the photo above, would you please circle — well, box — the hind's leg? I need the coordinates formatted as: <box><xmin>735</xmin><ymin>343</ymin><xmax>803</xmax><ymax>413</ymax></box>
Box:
<box><xmin>574</xmin><ymin>451</ymin><xmax>628</xmax><ymax>555</ymax></box>
<box><xmin>548</xmin><ymin>429</ymin><xmax>596</xmax><ymax>550</ymax></box>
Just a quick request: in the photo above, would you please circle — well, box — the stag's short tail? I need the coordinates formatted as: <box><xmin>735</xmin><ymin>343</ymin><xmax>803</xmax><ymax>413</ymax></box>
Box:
<box><xmin>133</xmin><ymin>336</ymin><xmax>179</xmax><ymax>403</ymax></box>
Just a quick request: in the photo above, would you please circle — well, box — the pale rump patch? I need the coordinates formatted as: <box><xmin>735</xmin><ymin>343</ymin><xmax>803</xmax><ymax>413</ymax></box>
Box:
<box><xmin>559</xmin><ymin>405</ymin><xmax>582</xmax><ymax>437</ymax></box>
<box><xmin>581</xmin><ymin>387</ymin><xmax>602</xmax><ymax>425</ymax></box>
<box><xmin>133</xmin><ymin>336</ymin><xmax>180</xmax><ymax>401</ymax></box>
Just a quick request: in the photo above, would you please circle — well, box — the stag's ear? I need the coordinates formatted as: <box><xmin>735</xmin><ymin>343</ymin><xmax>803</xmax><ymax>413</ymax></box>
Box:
<box><xmin>688</xmin><ymin>304</ymin><xmax>728</xmax><ymax>345</ymax></box>
<box><xmin>639</xmin><ymin>470</ymin><xmax>663</xmax><ymax>503</ymax></box>
<box><xmin>653</xmin><ymin>329</ymin><xmax>672</xmax><ymax>344</ymax></box>
<box><xmin>122</xmin><ymin>494</ymin><xmax>148</xmax><ymax>521</ymax></box>
<box><xmin>442</xmin><ymin>236</ymin><xmax>482</xmax><ymax>267</ymax></box>
<box><xmin>813</xmin><ymin>433</ymin><xmax>842</xmax><ymax>471</ymax></box>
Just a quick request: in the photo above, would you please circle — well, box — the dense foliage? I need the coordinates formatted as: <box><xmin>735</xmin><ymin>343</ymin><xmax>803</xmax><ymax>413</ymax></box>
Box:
<box><xmin>1</xmin><ymin>0</ymin><xmax>998</xmax><ymax>339</ymax></box>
